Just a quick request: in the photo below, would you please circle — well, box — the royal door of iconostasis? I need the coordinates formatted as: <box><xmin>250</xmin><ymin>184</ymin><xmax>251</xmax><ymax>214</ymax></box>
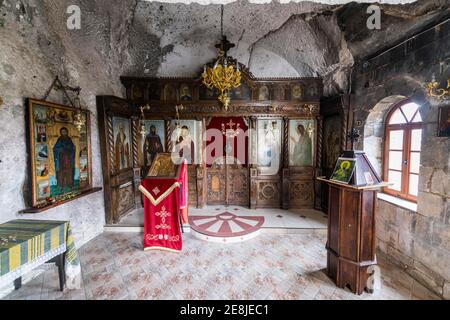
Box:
<box><xmin>205</xmin><ymin>116</ymin><xmax>249</xmax><ymax>206</ymax></box>
<box><xmin>97</xmin><ymin>66</ymin><xmax>324</xmax><ymax>223</ymax></box>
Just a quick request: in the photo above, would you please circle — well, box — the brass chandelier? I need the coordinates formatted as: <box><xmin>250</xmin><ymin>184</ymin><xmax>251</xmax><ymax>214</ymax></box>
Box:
<box><xmin>202</xmin><ymin>5</ymin><xmax>242</xmax><ymax>111</ymax></box>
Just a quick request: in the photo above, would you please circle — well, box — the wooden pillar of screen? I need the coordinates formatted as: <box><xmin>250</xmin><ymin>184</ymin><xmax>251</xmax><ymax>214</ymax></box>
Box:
<box><xmin>281</xmin><ymin>117</ymin><xmax>290</xmax><ymax>210</ymax></box>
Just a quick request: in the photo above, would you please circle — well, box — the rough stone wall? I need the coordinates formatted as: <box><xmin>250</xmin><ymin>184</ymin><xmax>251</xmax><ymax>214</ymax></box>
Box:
<box><xmin>352</xmin><ymin>18</ymin><xmax>450</xmax><ymax>299</ymax></box>
<box><xmin>0</xmin><ymin>0</ymin><xmax>136</xmax><ymax>248</ymax></box>
<box><xmin>0</xmin><ymin>0</ymin><xmax>449</xmax><ymax>297</ymax></box>
<box><xmin>0</xmin><ymin>0</ymin><xmax>349</xmax><ymax>248</ymax></box>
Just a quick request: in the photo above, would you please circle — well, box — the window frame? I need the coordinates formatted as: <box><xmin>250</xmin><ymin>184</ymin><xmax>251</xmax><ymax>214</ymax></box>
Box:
<box><xmin>383</xmin><ymin>100</ymin><xmax>422</xmax><ymax>202</ymax></box>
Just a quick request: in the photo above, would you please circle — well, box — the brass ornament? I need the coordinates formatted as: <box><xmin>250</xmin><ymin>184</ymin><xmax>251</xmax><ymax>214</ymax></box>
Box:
<box><xmin>424</xmin><ymin>76</ymin><xmax>449</xmax><ymax>100</ymax></box>
<box><xmin>201</xmin><ymin>6</ymin><xmax>242</xmax><ymax>111</ymax></box>
<box><xmin>139</xmin><ymin>104</ymin><xmax>151</xmax><ymax>138</ymax></box>
<box><xmin>202</xmin><ymin>50</ymin><xmax>242</xmax><ymax>111</ymax></box>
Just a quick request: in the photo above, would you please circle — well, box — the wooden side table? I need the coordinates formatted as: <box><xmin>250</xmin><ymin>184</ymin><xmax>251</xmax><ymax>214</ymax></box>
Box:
<box><xmin>0</xmin><ymin>220</ymin><xmax>74</xmax><ymax>292</ymax></box>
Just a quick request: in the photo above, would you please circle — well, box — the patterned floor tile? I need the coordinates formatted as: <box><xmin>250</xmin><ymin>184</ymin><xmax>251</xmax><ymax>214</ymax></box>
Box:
<box><xmin>2</xmin><ymin>231</ymin><xmax>442</xmax><ymax>300</ymax></box>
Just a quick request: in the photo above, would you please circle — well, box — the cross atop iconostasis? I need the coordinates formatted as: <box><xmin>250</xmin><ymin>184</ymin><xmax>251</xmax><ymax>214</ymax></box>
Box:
<box><xmin>221</xmin><ymin>119</ymin><xmax>241</xmax><ymax>138</ymax></box>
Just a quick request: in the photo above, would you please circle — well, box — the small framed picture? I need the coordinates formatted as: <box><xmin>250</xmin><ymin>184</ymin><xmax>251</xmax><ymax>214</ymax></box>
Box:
<box><xmin>330</xmin><ymin>157</ymin><xmax>357</xmax><ymax>184</ymax></box>
<box><xmin>437</xmin><ymin>106</ymin><xmax>450</xmax><ymax>137</ymax></box>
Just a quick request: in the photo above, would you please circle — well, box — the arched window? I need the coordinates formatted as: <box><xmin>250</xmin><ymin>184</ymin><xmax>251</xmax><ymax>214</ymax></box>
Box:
<box><xmin>384</xmin><ymin>100</ymin><xmax>422</xmax><ymax>201</ymax></box>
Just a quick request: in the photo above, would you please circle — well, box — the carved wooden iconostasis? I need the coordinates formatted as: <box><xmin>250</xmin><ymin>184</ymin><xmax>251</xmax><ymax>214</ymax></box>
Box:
<box><xmin>317</xmin><ymin>96</ymin><xmax>348</xmax><ymax>212</ymax></box>
<box><xmin>97</xmin><ymin>65</ymin><xmax>323</xmax><ymax>224</ymax></box>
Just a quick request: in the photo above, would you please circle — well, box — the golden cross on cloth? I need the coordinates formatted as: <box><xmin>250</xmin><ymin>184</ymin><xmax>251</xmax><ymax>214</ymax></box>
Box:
<box><xmin>226</xmin><ymin>119</ymin><xmax>236</xmax><ymax>130</ymax></box>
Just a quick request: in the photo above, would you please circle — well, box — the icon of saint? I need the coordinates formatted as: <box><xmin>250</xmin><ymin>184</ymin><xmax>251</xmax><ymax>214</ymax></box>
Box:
<box><xmin>144</xmin><ymin>125</ymin><xmax>164</xmax><ymax>167</ymax></box>
<box><xmin>53</xmin><ymin>127</ymin><xmax>76</xmax><ymax>190</ymax></box>
<box><xmin>291</xmin><ymin>124</ymin><xmax>312</xmax><ymax>166</ymax></box>
<box><xmin>180</xmin><ymin>84</ymin><xmax>192</xmax><ymax>101</ymax></box>
<box><xmin>175</xmin><ymin>125</ymin><xmax>195</xmax><ymax>164</ymax></box>
<box><xmin>115</xmin><ymin>123</ymin><xmax>130</xmax><ymax>170</ymax></box>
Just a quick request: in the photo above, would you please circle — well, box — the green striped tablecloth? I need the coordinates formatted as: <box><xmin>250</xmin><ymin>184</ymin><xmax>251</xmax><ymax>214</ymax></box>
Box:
<box><xmin>0</xmin><ymin>219</ymin><xmax>81</xmax><ymax>290</ymax></box>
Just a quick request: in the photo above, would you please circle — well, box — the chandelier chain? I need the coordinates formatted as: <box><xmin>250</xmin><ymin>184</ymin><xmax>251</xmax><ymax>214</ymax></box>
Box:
<box><xmin>220</xmin><ymin>5</ymin><xmax>224</xmax><ymax>38</ymax></box>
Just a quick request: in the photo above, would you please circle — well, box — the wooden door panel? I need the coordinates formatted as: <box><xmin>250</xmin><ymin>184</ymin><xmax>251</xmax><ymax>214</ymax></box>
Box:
<box><xmin>339</xmin><ymin>190</ymin><xmax>359</xmax><ymax>261</ymax></box>
<box><xmin>187</xmin><ymin>164</ymin><xmax>198</xmax><ymax>207</ymax></box>
<box><xmin>328</xmin><ymin>186</ymin><xmax>340</xmax><ymax>253</ymax></box>
<box><xmin>227</xmin><ymin>166</ymin><xmax>249</xmax><ymax>206</ymax></box>
<box><xmin>207</xmin><ymin>166</ymin><xmax>226</xmax><ymax>204</ymax></box>
<box><xmin>360</xmin><ymin>191</ymin><xmax>376</xmax><ymax>261</ymax></box>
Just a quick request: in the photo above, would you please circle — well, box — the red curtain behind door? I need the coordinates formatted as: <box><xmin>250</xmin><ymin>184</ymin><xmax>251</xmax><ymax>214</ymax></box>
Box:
<box><xmin>205</xmin><ymin>117</ymin><xmax>248</xmax><ymax>167</ymax></box>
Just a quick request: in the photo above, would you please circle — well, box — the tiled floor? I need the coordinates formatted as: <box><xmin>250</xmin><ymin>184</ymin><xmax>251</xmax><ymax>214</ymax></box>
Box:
<box><xmin>117</xmin><ymin>205</ymin><xmax>328</xmax><ymax>230</ymax></box>
<box><xmin>3</xmin><ymin>232</ymin><xmax>440</xmax><ymax>300</ymax></box>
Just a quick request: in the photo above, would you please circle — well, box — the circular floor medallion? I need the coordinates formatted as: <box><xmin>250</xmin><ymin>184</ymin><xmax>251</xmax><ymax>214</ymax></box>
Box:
<box><xmin>189</xmin><ymin>212</ymin><xmax>264</xmax><ymax>243</ymax></box>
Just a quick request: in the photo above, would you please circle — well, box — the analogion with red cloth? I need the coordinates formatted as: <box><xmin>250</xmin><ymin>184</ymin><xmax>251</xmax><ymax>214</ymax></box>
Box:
<box><xmin>139</xmin><ymin>178</ymin><xmax>182</xmax><ymax>252</ymax></box>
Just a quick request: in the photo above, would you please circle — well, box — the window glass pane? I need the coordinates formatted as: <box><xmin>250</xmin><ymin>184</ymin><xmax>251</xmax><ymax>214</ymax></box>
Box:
<box><xmin>411</xmin><ymin>129</ymin><xmax>422</xmax><ymax>151</ymax></box>
<box><xmin>389</xmin><ymin>130</ymin><xmax>403</xmax><ymax>150</ymax></box>
<box><xmin>410</xmin><ymin>152</ymin><xmax>420</xmax><ymax>174</ymax></box>
<box><xmin>409</xmin><ymin>174</ymin><xmax>419</xmax><ymax>196</ymax></box>
<box><xmin>389</xmin><ymin>151</ymin><xmax>403</xmax><ymax>170</ymax></box>
<box><xmin>388</xmin><ymin>170</ymin><xmax>402</xmax><ymax>191</ymax></box>
<box><xmin>389</xmin><ymin>108</ymin><xmax>407</xmax><ymax>124</ymax></box>
<box><xmin>401</xmin><ymin>102</ymin><xmax>419</xmax><ymax>122</ymax></box>
<box><xmin>412</xmin><ymin>111</ymin><xmax>422</xmax><ymax>123</ymax></box>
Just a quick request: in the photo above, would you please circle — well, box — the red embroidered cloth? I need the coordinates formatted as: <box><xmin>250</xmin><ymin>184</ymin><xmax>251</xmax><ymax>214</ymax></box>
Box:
<box><xmin>177</xmin><ymin>161</ymin><xmax>189</xmax><ymax>225</ymax></box>
<box><xmin>139</xmin><ymin>178</ymin><xmax>182</xmax><ymax>252</ymax></box>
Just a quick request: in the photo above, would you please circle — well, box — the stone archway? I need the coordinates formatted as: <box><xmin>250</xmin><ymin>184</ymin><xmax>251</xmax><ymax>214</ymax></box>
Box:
<box><xmin>363</xmin><ymin>95</ymin><xmax>408</xmax><ymax>176</ymax></box>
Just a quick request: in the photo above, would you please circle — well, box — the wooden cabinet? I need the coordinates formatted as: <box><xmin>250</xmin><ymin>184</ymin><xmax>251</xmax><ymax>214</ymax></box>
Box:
<box><xmin>323</xmin><ymin>181</ymin><xmax>380</xmax><ymax>295</ymax></box>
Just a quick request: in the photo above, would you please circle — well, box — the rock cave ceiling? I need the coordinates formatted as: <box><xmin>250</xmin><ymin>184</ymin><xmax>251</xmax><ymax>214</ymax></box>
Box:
<box><xmin>3</xmin><ymin>0</ymin><xmax>450</xmax><ymax>96</ymax></box>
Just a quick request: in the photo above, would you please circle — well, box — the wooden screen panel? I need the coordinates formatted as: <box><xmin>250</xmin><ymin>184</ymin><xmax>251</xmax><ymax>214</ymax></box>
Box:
<box><xmin>339</xmin><ymin>189</ymin><xmax>359</xmax><ymax>261</ymax></box>
<box><xmin>328</xmin><ymin>186</ymin><xmax>340</xmax><ymax>254</ymax></box>
<box><xmin>227</xmin><ymin>166</ymin><xmax>249</xmax><ymax>206</ymax></box>
<box><xmin>360</xmin><ymin>190</ymin><xmax>376</xmax><ymax>262</ymax></box>
<box><xmin>206</xmin><ymin>166</ymin><xmax>226</xmax><ymax>204</ymax></box>
<box><xmin>187</xmin><ymin>164</ymin><xmax>198</xmax><ymax>207</ymax></box>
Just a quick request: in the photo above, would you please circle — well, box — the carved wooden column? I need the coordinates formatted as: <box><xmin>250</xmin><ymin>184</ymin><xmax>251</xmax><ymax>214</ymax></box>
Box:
<box><xmin>196</xmin><ymin>117</ymin><xmax>207</xmax><ymax>208</ymax></box>
<box><xmin>249</xmin><ymin>116</ymin><xmax>257</xmax><ymax>209</ymax></box>
<box><xmin>314</xmin><ymin>116</ymin><xmax>323</xmax><ymax>210</ymax></box>
<box><xmin>165</xmin><ymin>119</ymin><xmax>173</xmax><ymax>152</ymax></box>
<box><xmin>282</xmin><ymin>117</ymin><xmax>290</xmax><ymax>210</ymax></box>
<box><xmin>131</xmin><ymin>116</ymin><xmax>143</xmax><ymax>209</ymax></box>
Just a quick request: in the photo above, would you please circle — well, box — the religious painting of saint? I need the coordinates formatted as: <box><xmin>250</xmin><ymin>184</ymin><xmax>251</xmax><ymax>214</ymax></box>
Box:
<box><xmin>141</xmin><ymin>120</ymin><xmax>165</xmax><ymax>167</ymax></box>
<box><xmin>170</xmin><ymin>120</ymin><xmax>201</xmax><ymax>164</ymax></box>
<box><xmin>322</xmin><ymin>115</ymin><xmax>342</xmax><ymax>170</ymax></box>
<box><xmin>37</xmin><ymin>180</ymin><xmax>50</xmax><ymax>199</ymax></box>
<box><xmin>163</xmin><ymin>83</ymin><xmax>178</xmax><ymax>101</ymax></box>
<box><xmin>179</xmin><ymin>83</ymin><xmax>193</xmax><ymax>101</ymax></box>
<box><xmin>330</xmin><ymin>158</ymin><xmax>357</xmax><ymax>184</ymax></box>
<box><xmin>437</xmin><ymin>106</ymin><xmax>450</xmax><ymax>137</ymax></box>
<box><xmin>36</xmin><ymin>124</ymin><xmax>47</xmax><ymax>142</ymax></box>
<box><xmin>36</xmin><ymin>144</ymin><xmax>49</xmax><ymax>161</ymax></box>
<box><xmin>53</xmin><ymin>127</ymin><xmax>76</xmax><ymax>192</ymax></box>
<box><xmin>112</xmin><ymin>117</ymin><xmax>131</xmax><ymax>171</ymax></box>
<box><xmin>289</xmin><ymin>119</ymin><xmax>314</xmax><ymax>167</ymax></box>
<box><xmin>308</xmin><ymin>84</ymin><xmax>319</xmax><ymax>98</ymax></box>
<box><xmin>258</xmin><ymin>85</ymin><xmax>270</xmax><ymax>101</ymax></box>
<box><xmin>291</xmin><ymin>84</ymin><xmax>303</xmax><ymax>100</ymax></box>
<box><xmin>199</xmin><ymin>85</ymin><xmax>219</xmax><ymax>100</ymax></box>
<box><xmin>55</xmin><ymin>110</ymin><xmax>72</xmax><ymax>123</ymax></box>
<box><xmin>36</xmin><ymin>162</ymin><xmax>49</xmax><ymax>178</ymax></box>
<box><xmin>274</xmin><ymin>86</ymin><xmax>286</xmax><ymax>101</ymax></box>
<box><xmin>231</xmin><ymin>84</ymin><xmax>251</xmax><ymax>100</ymax></box>
<box><xmin>148</xmin><ymin>84</ymin><xmax>161</xmax><ymax>100</ymax></box>
<box><xmin>132</xmin><ymin>84</ymin><xmax>143</xmax><ymax>100</ymax></box>
<box><xmin>257</xmin><ymin>119</ymin><xmax>282</xmax><ymax>175</ymax></box>
<box><xmin>28</xmin><ymin>99</ymin><xmax>92</xmax><ymax>207</ymax></box>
